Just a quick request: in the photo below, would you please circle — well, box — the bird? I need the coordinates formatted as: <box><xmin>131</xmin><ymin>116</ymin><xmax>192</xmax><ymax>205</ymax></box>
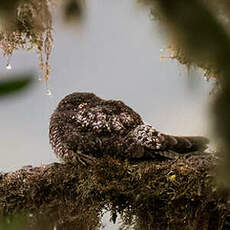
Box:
<box><xmin>49</xmin><ymin>92</ymin><xmax>209</xmax><ymax>165</ymax></box>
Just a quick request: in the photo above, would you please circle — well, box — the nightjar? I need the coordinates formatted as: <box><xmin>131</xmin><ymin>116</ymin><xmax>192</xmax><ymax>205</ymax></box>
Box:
<box><xmin>49</xmin><ymin>92</ymin><xmax>209</xmax><ymax>165</ymax></box>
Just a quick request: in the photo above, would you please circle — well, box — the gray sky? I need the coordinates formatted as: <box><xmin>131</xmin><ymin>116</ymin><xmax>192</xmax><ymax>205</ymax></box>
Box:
<box><xmin>0</xmin><ymin>0</ymin><xmax>212</xmax><ymax>174</ymax></box>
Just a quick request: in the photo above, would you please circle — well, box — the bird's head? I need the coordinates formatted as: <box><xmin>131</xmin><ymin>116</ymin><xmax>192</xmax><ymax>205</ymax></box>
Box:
<box><xmin>56</xmin><ymin>92</ymin><xmax>101</xmax><ymax>112</ymax></box>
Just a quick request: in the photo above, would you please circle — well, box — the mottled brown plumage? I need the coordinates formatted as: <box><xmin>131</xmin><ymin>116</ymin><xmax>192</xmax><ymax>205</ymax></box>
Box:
<box><xmin>49</xmin><ymin>92</ymin><xmax>209</xmax><ymax>164</ymax></box>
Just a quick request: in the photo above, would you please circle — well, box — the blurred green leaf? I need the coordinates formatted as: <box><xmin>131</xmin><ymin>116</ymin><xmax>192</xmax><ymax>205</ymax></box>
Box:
<box><xmin>0</xmin><ymin>74</ymin><xmax>33</xmax><ymax>97</ymax></box>
<box><xmin>0</xmin><ymin>214</ymin><xmax>26</xmax><ymax>230</ymax></box>
<box><xmin>63</xmin><ymin>0</ymin><xmax>84</xmax><ymax>22</ymax></box>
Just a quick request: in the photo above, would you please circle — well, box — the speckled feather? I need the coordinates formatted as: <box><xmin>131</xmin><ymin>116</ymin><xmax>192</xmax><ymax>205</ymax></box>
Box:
<box><xmin>49</xmin><ymin>92</ymin><xmax>209</xmax><ymax>164</ymax></box>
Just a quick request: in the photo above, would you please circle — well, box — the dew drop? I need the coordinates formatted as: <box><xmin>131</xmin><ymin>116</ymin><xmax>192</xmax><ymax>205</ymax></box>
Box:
<box><xmin>6</xmin><ymin>63</ymin><xmax>12</xmax><ymax>70</ymax></box>
<box><xmin>6</xmin><ymin>55</ymin><xmax>12</xmax><ymax>70</ymax></box>
<box><xmin>46</xmin><ymin>89</ymin><xmax>52</xmax><ymax>96</ymax></box>
<box><xmin>38</xmin><ymin>75</ymin><xmax>43</xmax><ymax>81</ymax></box>
<box><xmin>45</xmin><ymin>80</ymin><xmax>52</xmax><ymax>96</ymax></box>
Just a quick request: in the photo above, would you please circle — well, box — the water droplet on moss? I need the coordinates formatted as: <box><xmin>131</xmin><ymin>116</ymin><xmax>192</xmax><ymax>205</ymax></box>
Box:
<box><xmin>38</xmin><ymin>75</ymin><xmax>43</xmax><ymax>81</ymax></box>
<box><xmin>46</xmin><ymin>89</ymin><xmax>52</xmax><ymax>96</ymax></box>
<box><xmin>6</xmin><ymin>64</ymin><xmax>12</xmax><ymax>70</ymax></box>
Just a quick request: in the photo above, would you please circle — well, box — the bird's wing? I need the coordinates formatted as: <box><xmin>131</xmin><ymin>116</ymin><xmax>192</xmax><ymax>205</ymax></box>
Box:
<box><xmin>125</xmin><ymin>125</ymin><xmax>209</xmax><ymax>159</ymax></box>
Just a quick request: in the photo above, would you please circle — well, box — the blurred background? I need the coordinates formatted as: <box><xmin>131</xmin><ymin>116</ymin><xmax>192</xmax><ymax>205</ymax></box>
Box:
<box><xmin>0</xmin><ymin>0</ymin><xmax>212</xmax><ymax>173</ymax></box>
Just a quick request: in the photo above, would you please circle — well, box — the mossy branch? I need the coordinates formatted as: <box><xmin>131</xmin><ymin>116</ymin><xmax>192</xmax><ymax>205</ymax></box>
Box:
<box><xmin>0</xmin><ymin>152</ymin><xmax>229</xmax><ymax>230</ymax></box>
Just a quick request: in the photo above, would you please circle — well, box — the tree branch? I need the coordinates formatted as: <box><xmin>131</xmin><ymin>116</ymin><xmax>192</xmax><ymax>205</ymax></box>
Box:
<box><xmin>0</xmin><ymin>152</ymin><xmax>229</xmax><ymax>229</ymax></box>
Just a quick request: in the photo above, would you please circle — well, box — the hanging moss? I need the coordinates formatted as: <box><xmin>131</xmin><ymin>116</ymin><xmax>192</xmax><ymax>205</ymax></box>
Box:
<box><xmin>0</xmin><ymin>0</ymin><xmax>84</xmax><ymax>81</ymax></box>
<box><xmin>0</xmin><ymin>0</ymin><xmax>53</xmax><ymax>81</ymax></box>
<box><xmin>140</xmin><ymin>0</ymin><xmax>230</xmax><ymax>83</ymax></box>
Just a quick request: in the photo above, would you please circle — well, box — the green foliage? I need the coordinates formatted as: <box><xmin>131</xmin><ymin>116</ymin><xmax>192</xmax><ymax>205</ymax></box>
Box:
<box><xmin>0</xmin><ymin>74</ymin><xmax>33</xmax><ymax>97</ymax></box>
<box><xmin>63</xmin><ymin>0</ymin><xmax>84</xmax><ymax>22</ymax></box>
<box><xmin>0</xmin><ymin>214</ymin><xmax>26</xmax><ymax>230</ymax></box>
<box><xmin>0</xmin><ymin>0</ymin><xmax>21</xmax><ymax>16</ymax></box>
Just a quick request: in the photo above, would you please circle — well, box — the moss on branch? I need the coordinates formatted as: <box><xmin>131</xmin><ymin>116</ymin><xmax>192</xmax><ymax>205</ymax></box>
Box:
<box><xmin>0</xmin><ymin>152</ymin><xmax>229</xmax><ymax>229</ymax></box>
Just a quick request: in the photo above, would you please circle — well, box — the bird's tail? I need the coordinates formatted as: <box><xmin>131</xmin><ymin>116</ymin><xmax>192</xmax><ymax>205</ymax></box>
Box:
<box><xmin>163</xmin><ymin>135</ymin><xmax>209</xmax><ymax>153</ymax></box>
